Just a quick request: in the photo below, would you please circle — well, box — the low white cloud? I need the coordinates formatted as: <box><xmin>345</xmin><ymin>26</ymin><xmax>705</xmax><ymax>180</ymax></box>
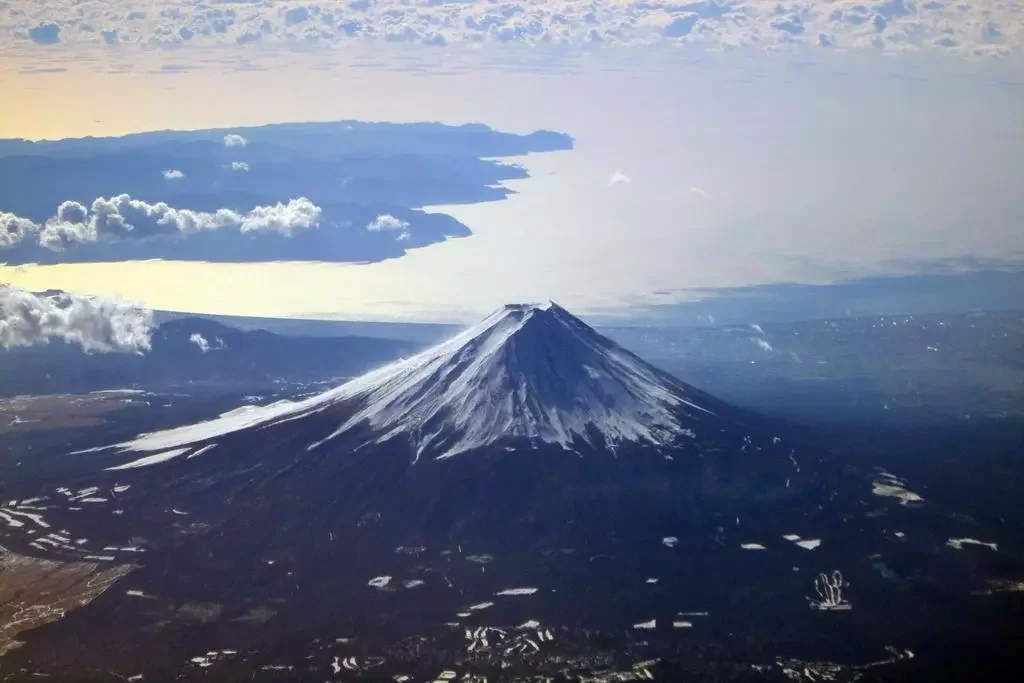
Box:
<box><xmin>750</xmin><ymin>323</ymin><xmax>765</xmax><ymax>335</ymax></box>
<box><xmin>162</xmin><ymin>169</ymin><xmax>185</xmax><ymax>180</ymax></box>
<box><xmin>231</xmin><ymin>161</ymin><xmax>250</xmax><ymax>171</ymax></box>
<box><xmin>0</xmin><ymin>196</ymin><xmax>323</xmax><ymax>252</ymax></box>
<box><xmin>753</xmin><ymin>338</ymin><xmax>773</xmax><ymax>353</ymax></box>
<box><xmin>1</xmin><ymin>211</ymin><xmax>39</xmax><ymax>248</ymax></box>
<box><xmin>609</xmin><ymin>170</ymin><xmax>632</xmax><ymax>186</ymax></box>
<box><xmin>689</xmin><ymin>186</ymin><xmax>713</xmax><ymax>200</ymax></box>
<box><xmin>0</xmin><ymin>286</ymin><xmax>153</xmax><ymax>354</ymax></box>
<box><xmin>241</xmin><ymin>198</ymin><xmax>322</xmax><ymax>236</ymax></box>
<box><xmin>39</xmin><ymin>195</ymin><xmax>238</xmax><ymax>249</ymax></box>
<box><xmin>367</xmin><ymin>213</ymin><xmax>410</xmax><ymax>239</ymax></box>
<box><xmin>189</xmin><ymin>332</ymin><xmax>210</xmax><ymax>353</ymax></box>
<box><xmin>223</xmin><ymin>133</ymin><xmax>248</xmax><ymax>148</ymax></box>
<box><xmin>189</xmin><ymin>332</ymin><xmax>226</xmax><ymax>353</ymax></box>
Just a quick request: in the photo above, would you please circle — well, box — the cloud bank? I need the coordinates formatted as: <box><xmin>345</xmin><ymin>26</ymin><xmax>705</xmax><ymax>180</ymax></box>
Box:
<box><xmin>1</xmin><ymin>196</ymin><xmax>322</xmax><ymax>251</ymax></box>
<box><xmin>0</xmin><ymin>286</ymin><xmax>153</xmax><ymax>353</ymax></box>
<box><xmin>2</xmin><ymin>1</ymin><xmax>1020</xmax><ymax>55</ymax></box>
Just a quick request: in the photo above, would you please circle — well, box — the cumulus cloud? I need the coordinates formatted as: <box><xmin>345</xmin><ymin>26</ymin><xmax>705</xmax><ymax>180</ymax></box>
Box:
<box><xmin>189</xmin><ymin>333</ymin><xmax>211</xmax><ymax>353</ymax></box>
<box><xmin>189</xmin><ymin>332</ymin><xmax>226</xmax><ymax>353</ymax></box>
<box><xmin>753</xmin><ymin>338</ymin><xmax>773</xmax><ymax>353</ymax></box>
<box><xmin>0</xmin><ymin>286</ymin><xmax>153</xmax><ymax>354</ymax></box>
<box><xmin>231</xmin><ymin>161</ymin><xmax>250</xmax><ymax>171</ymax></box>
<box><xmin>162</xmin><ymin>169</ymin><xmax>185</xmax><ymax>180</ymax></box>
<box><xmin>609</xmin><ymin>170</ymin><xmax>632</xmax><ymax>186</ymax></box>
<box><xmin>750</xmin><ymin>323</ymin><xmax>765</xmax><ymax>335</ymax></box>
<box><xmin>223</xmin><ymin>133</ymin><xmax>248</xmax><ymax>148</ymax></box>
<box><xmin>0</xmin><ymin>196</ymin><xmax>323</xmax><ymax>252</ymax></box>
<box><xmin>5</xmin><ymin>1</ymin><xmax>1018</xmax><ymax>55</ymax></box>
<box><xmin>689</xmin><ymin>186</ymin><xmax>713</xmax><ymax>200</ymax></box>
<box><xmin>1</xmin><ymin>212</ymin><xmax>39</xmax><ymax>248</ymax></box>
<box><xmin>241</xmin><ymin>198</ymin><xmax>322</xmax><ymax>236</ymax></box>
<box><xmin>367</xmin><ymin>213</ymin><xmax>410</xmax><ymax>240</ymax></box>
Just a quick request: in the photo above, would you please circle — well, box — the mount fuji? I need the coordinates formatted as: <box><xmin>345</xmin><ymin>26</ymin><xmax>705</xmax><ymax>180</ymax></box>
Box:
<box><xmin>97</xmin><ymin>302</ymin><xmax>749</xmax><ymax>468</ymax></box>
<box><xmin>43</xmin><ymin>301</ymin><xmax>826</xmax><ymax>551</ymax></box>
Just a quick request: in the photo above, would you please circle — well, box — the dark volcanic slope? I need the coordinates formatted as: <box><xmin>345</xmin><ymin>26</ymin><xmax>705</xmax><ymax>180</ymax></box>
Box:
<box><xmin>1</xmin><ymin>304</ymin><xmax>1021</xmax><ymax>682</ymax></box>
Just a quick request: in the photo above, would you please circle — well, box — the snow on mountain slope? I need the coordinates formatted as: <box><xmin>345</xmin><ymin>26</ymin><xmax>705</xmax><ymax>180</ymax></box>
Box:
<box><xmin>93</xmin><ymin>303</ymin><xmax>723</xmax><ymax>466</ymax></box>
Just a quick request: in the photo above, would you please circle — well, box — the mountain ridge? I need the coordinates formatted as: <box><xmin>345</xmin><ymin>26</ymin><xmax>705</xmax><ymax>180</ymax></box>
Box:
<box><xmin>97</xmin><ymin>302</ymin><xmax>750</xmax><ymax>467</ymax></box>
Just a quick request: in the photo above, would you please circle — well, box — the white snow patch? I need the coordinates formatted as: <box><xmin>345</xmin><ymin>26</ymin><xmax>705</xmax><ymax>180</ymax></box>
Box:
<box><xmin>661</xmin><ymin>536</ymin><xmax>678</xmax><ymax>548</ymax></box>
<box><xmin>672</xmin><ymin>621</ymin><xmax>693</xmax><ymax>628</ymax></box>
<box><xmin>872</xmin><ymin>471</ymin><xmax>924</xmax><ymax>505</ymax></box>
<box><xmin>187</xmin><ymin>444</ymin><xmax>218</xmax><ymax>459</ymax></box>
<box><xmin>519</xmin><ymin>620</ymin><xmax>541</xmax><ymax>629</ymax></box>
<box><xmin>795</xmin><ymin>539</ymin><xmax>822</xmax><ymax>550</ymax></box>
<box><xmin>0</xmin><ymin>508</ymin><xmax>50</xmax><ymax>528</ymax></box>
<box><xmin>633</xmin><ymin>619</ymin><xmax>656</xmax><ymax>630</ymax></box>
<box><xmin>741</xmin><ymin>543</ymin><xmax>766</xmax><ymax>550</ymax></box>
<box><xmin>403</xmin><ymin>579</ymin><xmax>425</xmax><ymax>589</ymax></box>
<box><xmin>468</xmin><ymin>602</ymin><xmax>494</xmax><ymax>611</ymax></box>
<box><xmin>495</xmin><ymin>587</ymin><xmax>538</xmax><ymax>596</ymax></box>
<box><xmin>645</xmin><ymin>578</ymin><xmax>659</xmax><ymax>584</ymax></box>
<box><xmin>782</xmin><ymin>534</ymin><xmax>801</xmax><ymax>542</ymax></box>
<box><xmin>0</xmin><ymin>510</ymin><xmax>25</xmax><ymax>528</ymax></box>
<box><xmin>946</xmin><ymin>538</ymin><xmax>998</xmax><ymax>552</ymax></box>
<box><xmin>367</xmin><ymin>575</ymin><xmax>392</xmax><ymax>589</ymax></box>
<box><xmin>107</xmin><ymin>448</ymin><xmax>190</xmax><ymax>470</ymax></box>
<box><xmin>69</xmin><ymin>487</ymin><xmax>99</xmax><ymax>501</ymax></box>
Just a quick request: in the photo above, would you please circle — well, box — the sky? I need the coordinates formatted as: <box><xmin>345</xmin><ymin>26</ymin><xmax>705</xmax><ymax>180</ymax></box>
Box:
<box><xmin>1</xmin><ymin>1</ymin><xmax>1023</xmax><ymax>323</ymax></box>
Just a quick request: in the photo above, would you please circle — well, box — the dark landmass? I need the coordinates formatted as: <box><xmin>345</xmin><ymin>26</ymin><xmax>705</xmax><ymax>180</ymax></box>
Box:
<box><xmin>0</xmin><ymin>121</ymin><xmax>573</xmax><ymax>264</ymax></box>
<box><xmin>0</xmin><ymin>307</ymin><xmax>1021</xmax><ymax>681</ymax></box>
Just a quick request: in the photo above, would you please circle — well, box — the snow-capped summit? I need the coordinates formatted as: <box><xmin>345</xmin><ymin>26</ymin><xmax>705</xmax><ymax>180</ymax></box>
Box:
<box><xmin>101</xmin><ymin>302</ymin><xmax>728</xmax><ymax>466</ymax></box>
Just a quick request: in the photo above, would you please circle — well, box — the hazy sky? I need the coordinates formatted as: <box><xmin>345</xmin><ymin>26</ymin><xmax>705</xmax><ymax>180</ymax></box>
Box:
<box><xmin>2</xmin><ymin>1</ymin><xmax>1023</xmax><ymax>322</ymax></box>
